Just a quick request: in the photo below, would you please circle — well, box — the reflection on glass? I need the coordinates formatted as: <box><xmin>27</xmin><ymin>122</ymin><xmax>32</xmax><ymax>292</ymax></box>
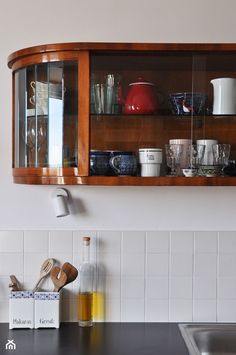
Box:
<box><xmin>24</xmin><ymin>116</ymin><xmax>47</xmax><ymax>167</ymax></box>
<box><xmin>14</xmin><ymin>61</ymin><xmax>78</xmax><ymax>168</ymax></box>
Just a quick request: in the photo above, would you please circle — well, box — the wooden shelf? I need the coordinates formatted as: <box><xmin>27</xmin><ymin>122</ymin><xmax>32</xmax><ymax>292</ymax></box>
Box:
<box><xmin>12</xmin><ymin>169</ymin><xmax>236</xmax><ymax>186</ymax></box>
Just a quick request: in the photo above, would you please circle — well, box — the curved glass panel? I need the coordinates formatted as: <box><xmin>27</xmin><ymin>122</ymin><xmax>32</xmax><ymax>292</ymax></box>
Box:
<box><xmin>14</xmin><ymin>61</ymin><xmax>78</xmax><ymax>168</ymax></box>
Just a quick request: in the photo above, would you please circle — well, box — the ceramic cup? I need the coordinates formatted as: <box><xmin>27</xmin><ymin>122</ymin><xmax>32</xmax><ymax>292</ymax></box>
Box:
<box><xmin>138</xmin><ymin>148</ymin><xmax>162</xmax><ymax>176</ymax></box>
<box><xmin>109</xmin><ymin>152</ymin><xmax>137</xmax><ymax>176</ymax></box>
<box><xmin>196</xmin><ymin>139</ymin><xmax>218</xmax><ymax>165</ymax></box>
<box><xmin>89</xmin><ymin>150</ymin><xmax>110</xmax><ymax>175</ymax></box>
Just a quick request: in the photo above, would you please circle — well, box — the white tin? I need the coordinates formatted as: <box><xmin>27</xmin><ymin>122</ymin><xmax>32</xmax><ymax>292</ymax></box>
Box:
<box><xmin>9</xmin><ymin>291</ymin><xmax>34</xmax><ymax>329</ymax></box>
<box><xmin>34</xmin><ymin>292</ymin><xmax>60</xmax><ymax>329</ymax></box>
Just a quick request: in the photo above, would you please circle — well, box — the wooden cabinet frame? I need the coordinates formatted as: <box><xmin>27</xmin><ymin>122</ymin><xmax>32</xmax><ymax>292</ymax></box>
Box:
<box><xmin>8</xmin><ymin>42</ymin><xmax>236</xmax><ymax>185</ymax></box>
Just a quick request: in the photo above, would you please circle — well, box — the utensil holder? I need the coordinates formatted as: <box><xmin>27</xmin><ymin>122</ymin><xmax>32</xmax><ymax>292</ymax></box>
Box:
<box><xmin>34</xmin><ymin>292</ymin><xmax>60</xmax><ymax>329</ymax></box>
<box><xmin>9</xmin><ymin>291</ymin><xmax>34</xmax><ymax>329</ymax></box>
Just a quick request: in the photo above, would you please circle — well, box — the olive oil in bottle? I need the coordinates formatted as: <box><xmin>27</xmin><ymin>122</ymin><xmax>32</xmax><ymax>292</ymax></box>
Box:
<box><xmin>78</xmin><ymin>237</ymin><xmax>94</xmax><ymax>327</ymax></box>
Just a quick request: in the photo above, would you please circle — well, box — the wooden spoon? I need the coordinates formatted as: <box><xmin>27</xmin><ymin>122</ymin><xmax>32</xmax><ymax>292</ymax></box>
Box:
<box><xmin>61</xmin><ymin>262</ymin><xmax>78</xmax><ymax>286</ymax></box>
<box><xmin>32</xmin><ymin>258</ymin><xmax>55</xmax><ymax>292</ymax></box>
<box><xmin>50</xmin><ymin>266</ymin><xmax>67</xmax><ymax>292</ymax></box>
<box><xmin>9</xmin><ymin>275</ymin><xmax>20</xmax><ymax>291</ymax></box>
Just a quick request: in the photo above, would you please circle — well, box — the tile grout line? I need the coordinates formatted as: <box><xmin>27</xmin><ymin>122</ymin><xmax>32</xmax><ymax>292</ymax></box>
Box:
<box><xmin>168</xmin><ymin>231</ymin><xmax>171</xmax><ymax>322</ymax></box>
<box><xmin>120</xmin><ymin>231</ymin><xmax>123</xmax><ymax>322</ymax></box>
<box><xmin>22</xmin><ymin>230</ymin><xmax>25</xmax><ymax>288</ymax></box>
<box><xmin>192</xmin><ymin>231</ymin><xmax>195</xmax><ymax>322</ymax></box>
<box><xmin>144</xmin><ymin>231</ymin><xmax>147</xmax><ymax>322</ymax></box>
<box><xmin>216</xmin><ymin>231</ymin><xmax>220</xmax><ymax>322</ymax></box>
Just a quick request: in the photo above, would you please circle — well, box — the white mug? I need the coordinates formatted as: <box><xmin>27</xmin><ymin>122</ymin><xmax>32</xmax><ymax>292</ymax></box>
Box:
<box><xmin>139</xmin><ymin>148</ymin><xmax>162</xmax><ymax>176</ymax></box>
<box><xmin>140</xmin><ymin>163</ymin><xmax>161</xmax><ymax>177</ymax></box>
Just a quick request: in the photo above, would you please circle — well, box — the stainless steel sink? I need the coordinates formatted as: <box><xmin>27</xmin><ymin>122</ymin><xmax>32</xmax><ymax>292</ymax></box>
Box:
<box><xmin>179</xmin><ymin>323</ymin><xmax>236</xmax><ymax>355</ymax></box>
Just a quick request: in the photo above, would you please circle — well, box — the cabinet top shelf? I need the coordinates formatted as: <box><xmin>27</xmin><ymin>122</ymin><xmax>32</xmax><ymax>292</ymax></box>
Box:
<box><xmin>7</xmin><ymin>42</ymin><xmax>236</xmax><ymax>68</ymax></box>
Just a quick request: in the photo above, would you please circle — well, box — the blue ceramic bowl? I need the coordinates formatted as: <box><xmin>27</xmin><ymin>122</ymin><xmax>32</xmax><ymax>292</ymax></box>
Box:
<box><xmin>168</xmin><ymin>92</ymin><xmax>208</xmax><ymax>115</ymax></box>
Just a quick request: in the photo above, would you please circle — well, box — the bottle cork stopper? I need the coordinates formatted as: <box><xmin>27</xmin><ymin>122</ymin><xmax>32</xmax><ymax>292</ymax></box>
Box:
<box><xmin>83</xmin><ymin>236</ymin><xmax>90</xmax><ymax>245</ymax></box>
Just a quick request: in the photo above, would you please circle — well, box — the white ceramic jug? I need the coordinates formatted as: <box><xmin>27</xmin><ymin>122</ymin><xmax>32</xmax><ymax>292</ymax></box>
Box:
<box><xmin>211</xmin><ymin>77</ymin><xmax>236</xmax><ymax>115</ymax></box>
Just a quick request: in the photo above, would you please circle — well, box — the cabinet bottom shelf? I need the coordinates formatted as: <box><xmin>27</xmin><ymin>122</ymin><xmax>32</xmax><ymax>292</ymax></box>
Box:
<box><xmin>12</xmin><ymin>169</ymin><xmax>236</xmax><ymax>186</ymax></box>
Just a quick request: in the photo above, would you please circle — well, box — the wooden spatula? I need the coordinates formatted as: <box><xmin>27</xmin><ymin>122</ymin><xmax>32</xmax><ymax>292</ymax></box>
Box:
<box><xmin>61</xmin><ymin>262</ymin><xmax>78</xmax><ymax>286</ymax></box>
<box><xmin>50</xmin><ymin>266</ymin><xmax>67</xmax><ymax>292</ymax></box>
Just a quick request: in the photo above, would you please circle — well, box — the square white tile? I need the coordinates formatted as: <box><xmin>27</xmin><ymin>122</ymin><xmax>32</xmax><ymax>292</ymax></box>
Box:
<box><xmin>104</xmin><ymin>276</ymin><xmax>121</xmax><ymax>299</ymax></box>
<box><xmin>121</xmin><ymin>298</ymin><xmax>145</xmax><ymax>322</ymax></box>
<box><xmin>218</xmin><ymin>277</ymin><xmax>236</xmax><ymax>299</ymax></box>
<box><xmin>169</xmin><ymin>299</ymin><xmax>193</xmax><ymax>322</ymax></box>
<box><xmin>122</xmin><ymin>231</ymin><xmax>145</xmax><ymax>253</ymax></box>
<box><xmin>219</xmin><ymin>231</ymin><xmax>236</xmax><ymax>253</ymax></box>
<box><xmin>170</xmin><ymin>254</ymin><xmax>193</xmax><ymax>277</ymax></box>
<box><xmin>24</xmin><ymin>231</ymin><xmax>49</xmax><ymax>253</ymax></box>
<box><xmin>146</xmin><ymin>231</ymin><xmax>169</xmax><ymax>253</ymax></box>
<box><xmin>0</xmin><ymin>300</ymin><xmax>9</xmax><ymax>322</ymax></box>
<box><xmin>98</xmin><ymin>231</ymin><xmax>121</xmax><ymax>253</ymax></box>
<box><xmin>0</xmin><ymin>276</ymin><xmax>12</xmax><ymax>299</ymax></box>
<box><xmin>0</xmin><ymin>253</ymin><xmax>23</xmax><ymax>276</ymax></box>
<box><xmin>194</xmin><ymin>254</ymin><xmax>217</xmax><ymax>277</ymax></box>
<box><xmin>105</xmin><ymin>298</ymin><xmax>121</xmax><ymax>322</ymax></box>
<box><xmin>146</xmin><ymin>253</ymin><xmax>169</xmax><ymax>277</ymax></box>
<box><xmin>193</xmin><ymin>300</ymin><xmax>217</xmax><ymax>322</ymax></box>
<box><xmin>49</xmin><ymin>231</ymin><xmax>73</xmax><ymax>254</ymax></box>
<box><xmin>218</xmin><ymin>253</ymin><xmax>236</xmax><ymax>277</ymax></box>
<box><xmin>23</xmin><ymin>253</ymin><xmax>49</xmax><ymax>277</ymax></box>
<box><xmin>98</xmin><ymin>252</ymin><xmax>121</xmax><ymax>276</ymax></box>
<box><xmin>0</xmin><ymin>231</ymin><xmax>23</xmax><ymax>253</ymax></box>
<box><xmin>145</xmin><ymin>299</ymin><xmax>169</xmax><ymax>322</ymax></box>
<box><xmin>218</xmin><ymin>300</ymin><xmax>236</xmax><ymax>322</ymax></box>
<box><xmin>170</xmin><ymin>232</ymin><xmax>193</xmax><ymax>253</ymax></box>
<box><xmin>194</xmin><ymin>231</ymin><xmax>218</xmax><ymax>253</ymax></box>
<box><xmin>170</xmin><ymin>277</ymin><xmax>192</xmax><ymax>299</ymax></box>
<box><xmin>193</xmin><ymin>277</ymin><xmax>217</xmax><ymax>299</ymax></box>
<box><xmin>122</xmin><ymin>253</ymin><xmax>145</xmax><ymax>277</ymax></box>
<box><xmin>145</xmin><ymin>277</ymin><xmax>169</xmax><ymax>299</ymax></box>
<box><xmin>121</xmin><ymin>276</ymin><xmax>144</xmax><ymax>299</ymax></box>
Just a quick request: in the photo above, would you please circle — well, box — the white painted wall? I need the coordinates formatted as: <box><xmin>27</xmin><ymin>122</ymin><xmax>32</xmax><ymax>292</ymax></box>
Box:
<box><xmin>1</xmin><ymin>0</ymin><xmax>236</xmax><ymax>230</ymax></box>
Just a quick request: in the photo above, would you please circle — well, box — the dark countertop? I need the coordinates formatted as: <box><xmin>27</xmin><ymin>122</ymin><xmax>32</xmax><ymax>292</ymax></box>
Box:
<box><xmin>0</xmin><ymin>323</ymin><xmax>189</xmax><ymax>355</ymax></box>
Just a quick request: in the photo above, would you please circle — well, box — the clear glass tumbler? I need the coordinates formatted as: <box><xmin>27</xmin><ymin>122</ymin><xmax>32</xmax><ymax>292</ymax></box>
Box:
<box><xmin>212</xmin><ymin>143</ymin><xmax>231</xmax><ymax>174</ymax></box>
<box><xmin>165</xmin><ymin>144</ymin><xmax>183</xmax><ymax>176</ymax></box>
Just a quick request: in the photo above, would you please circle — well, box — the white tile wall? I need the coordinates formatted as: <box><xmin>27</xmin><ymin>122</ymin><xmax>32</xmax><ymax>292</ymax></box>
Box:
<box><xmin>0</xmin><ymin>230</ymin><xmax>236</xmax><ymax>323</ymax></box>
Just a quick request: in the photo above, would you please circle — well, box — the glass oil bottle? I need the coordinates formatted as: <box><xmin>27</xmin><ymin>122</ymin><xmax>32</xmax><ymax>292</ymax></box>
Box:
<box><xmin>78</xmin><ymin>236</ymin><xmax>95</xmax><ymax>327</ymax></box>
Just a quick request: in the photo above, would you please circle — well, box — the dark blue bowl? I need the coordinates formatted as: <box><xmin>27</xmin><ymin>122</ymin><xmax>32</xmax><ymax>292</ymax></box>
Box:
<box><xmin>168</xmin><ymin>92</ymin><xmax>208</xmax><ymax>115</ymax></box>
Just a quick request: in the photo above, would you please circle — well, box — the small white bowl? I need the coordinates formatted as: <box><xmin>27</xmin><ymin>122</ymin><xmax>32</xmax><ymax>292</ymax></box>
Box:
<box><xmin>182</xmin><ymin>168</ymin><xmax>198</xmax><ymax>177</ymax></box>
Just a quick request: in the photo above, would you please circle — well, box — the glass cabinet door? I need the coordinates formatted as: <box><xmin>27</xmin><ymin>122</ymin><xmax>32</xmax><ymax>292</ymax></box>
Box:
<box><xmin>14</xmin><ymin>61</ymin><xmax>78</xmax><ymax>168</ymax></box>
<box><xmin>90</xmin><ymin>51</ymin><xmax>236</xmax><ymax>178</ymax></box>
<box><xmin>89</xmin><ymin>52</ymin><xmax>194</xmax><ymax>176</ymax></box>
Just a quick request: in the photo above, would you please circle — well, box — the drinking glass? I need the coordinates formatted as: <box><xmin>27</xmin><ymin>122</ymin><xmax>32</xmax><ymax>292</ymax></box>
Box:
<box><xmin>187</xmin><ymin>144</ymin><xmax>205</xmax><ymax>170</ymax></box>
<box><xmin>165</xmin><ymin>144</ymin><xmax>183</xmax><ymax>176</ymax></box>
<box><xmin>212</xmin><ymin>143</ymin><xmax>231</xmax><ymax>174</ymax></box>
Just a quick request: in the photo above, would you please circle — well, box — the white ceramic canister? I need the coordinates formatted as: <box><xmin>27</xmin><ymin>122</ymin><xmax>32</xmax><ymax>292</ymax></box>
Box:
<box><xmin>196</xmin><ymin>139</ymin><xmax>218</xmax><ymax>165</ymax></box>
<box><xmin>138</xmin><ymin>148</ymin><xmax>162</xmax><ymax>176</ymax></box>
<box><xmin>211</xmin><ymin>77</ymin><xmax>236</xmax><ymax>115</ymax></box>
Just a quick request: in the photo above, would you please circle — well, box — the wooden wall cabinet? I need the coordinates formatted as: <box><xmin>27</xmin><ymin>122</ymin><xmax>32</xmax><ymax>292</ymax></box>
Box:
<box><xmin>7</xmin><ymin>42</ymin><xmax>236</xmax><ymax>185</ymax></box>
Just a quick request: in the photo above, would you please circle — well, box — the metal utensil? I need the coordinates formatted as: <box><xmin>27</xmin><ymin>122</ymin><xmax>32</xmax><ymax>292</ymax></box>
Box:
<box><xmin>32</xmin><ymin>258</ymin><xmax>55</xmax><ymax>292</ymax></box>
<box><xmin>50</xmin><ymin>266</ymin><xmax>67</xmax><ymax>292</ymax></box>
<box><xmin>9</xmin><ymin>275</ymin><xmax>20</xmax><ymax>291</ymax></box>
<box><xmin>61</xmin><ymin>262</ymin><xmax>78</xmax><ymax>286</ymax></box>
